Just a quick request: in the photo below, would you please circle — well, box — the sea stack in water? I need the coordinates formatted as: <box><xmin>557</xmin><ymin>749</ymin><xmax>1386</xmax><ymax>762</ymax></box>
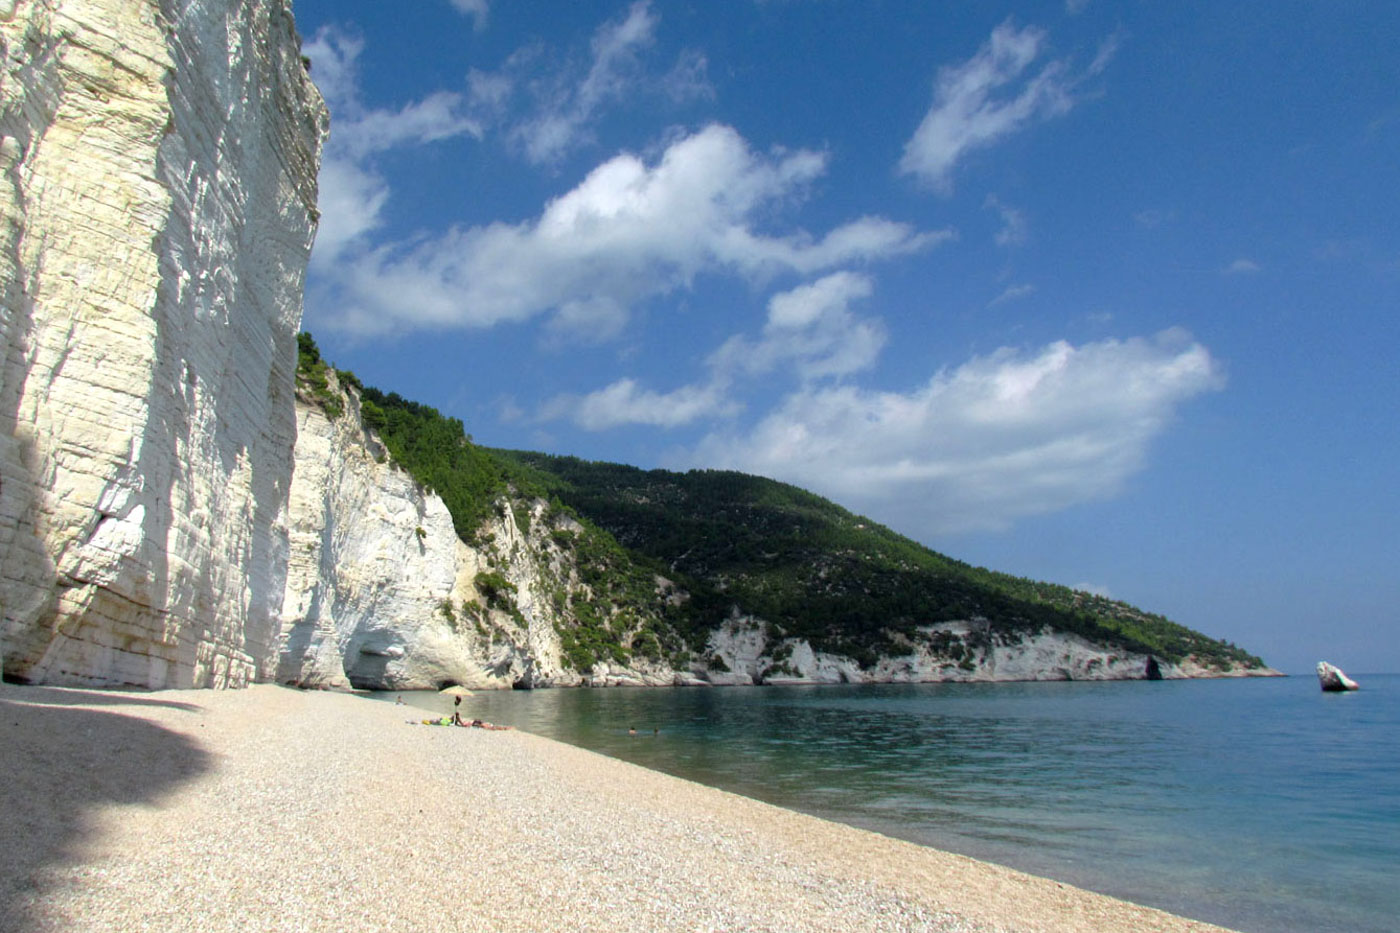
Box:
<box><xmin>1316</xmin><ymin>661</ymin><xmax>1359</xmax><ymax>692</ymax></box>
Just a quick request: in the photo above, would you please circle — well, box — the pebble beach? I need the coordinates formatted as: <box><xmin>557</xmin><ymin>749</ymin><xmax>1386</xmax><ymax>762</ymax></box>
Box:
<box><xmin>0</xmin><ymin>683</ymin><xmax>1236</xmax><ymax>932</ymax></box>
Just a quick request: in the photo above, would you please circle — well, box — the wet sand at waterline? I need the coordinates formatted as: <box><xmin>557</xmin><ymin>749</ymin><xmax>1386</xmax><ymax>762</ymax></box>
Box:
<box><xmin>0</xmin><ymin>683</ymin><xmax>1234</xmax><ymax>932</ymax></box>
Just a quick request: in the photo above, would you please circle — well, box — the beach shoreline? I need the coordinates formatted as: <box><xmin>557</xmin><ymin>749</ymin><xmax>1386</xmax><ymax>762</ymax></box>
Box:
<box><xmin>0</xmin><ymin>683</ymin><xmax>1235</xmax><ymax>932</ymax></box>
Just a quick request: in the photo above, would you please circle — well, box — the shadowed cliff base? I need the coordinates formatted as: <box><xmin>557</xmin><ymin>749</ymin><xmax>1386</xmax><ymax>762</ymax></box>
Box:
<box><xmin>0</xmin><ymin>686</ymin><xmax>210</xmax><ymax>931</ymax></box>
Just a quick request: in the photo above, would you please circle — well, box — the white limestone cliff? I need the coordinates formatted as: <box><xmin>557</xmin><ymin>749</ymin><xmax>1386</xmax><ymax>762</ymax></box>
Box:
<box><xmin>275</xmin><ymin>375</ymin><xmax>706</xmax><ymax>691</ymax></box>
<box><xmin>277</xmin><ymin>374</ymin><xmax>548</xmax><ymax>691</ymax></box>
<box><xmin>705</xmin><ymin>616</ymin><xmax>1274</xmax><ymax>686</ymax></box>
<box><xmin>0</xmin><ymin>0</ymin><xmax>326</xmax><ymax>686</ymax></box>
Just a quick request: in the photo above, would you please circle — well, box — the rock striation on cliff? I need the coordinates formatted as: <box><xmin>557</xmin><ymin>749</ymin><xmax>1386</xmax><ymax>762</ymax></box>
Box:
<box><xmin>0</xmin><ymin>0</ymin><xmax>326</xmax><ymax>686</ymax></box>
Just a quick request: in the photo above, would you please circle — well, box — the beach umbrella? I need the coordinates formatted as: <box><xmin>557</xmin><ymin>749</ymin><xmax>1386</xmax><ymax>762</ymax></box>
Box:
<box><xmin>439</xmin><ymin>685</ymin><xmax>474</xmax><ymax>697</ymax></box>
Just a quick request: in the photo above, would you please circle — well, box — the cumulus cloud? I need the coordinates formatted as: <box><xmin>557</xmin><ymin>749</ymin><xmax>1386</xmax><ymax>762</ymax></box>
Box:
<box><xmin>900</xmin><ymin>20</ymin><xmax>1114</xmax><ymax>192</ymax></box>
<box><xmin>688</xmin><ymin>330</ymin><xmax>1225</xmax><ymax>535</ymax></box>
<box><xmin>305</xmin><ymin>29</ymin><xmax>482</xmax><ymax>156</ymax></box>
<box><xmin>710</xmin><ymin>272</ymin><xmax>884</xmax><ymax>381</ymax></box>
<box><xmin>323</xmin><ymin>124</ymin><xmax>939</xmax><ymax>336</ymax></box>
<box><xmin>311</xmin><ymin>158</ymin><xmax>390</xmax><ymax>271</ymax></box>
<box><xmin>540</xmin><ymin>271</ymin><xmax>889</xmax><ymax>429</ymax></box>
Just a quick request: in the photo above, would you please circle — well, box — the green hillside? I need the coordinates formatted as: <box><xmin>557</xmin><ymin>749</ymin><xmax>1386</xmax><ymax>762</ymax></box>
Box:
<box><xmin>489</xmin><ymin>452</ymin><xmax>1264</xmax><ymax>669</ymax></box>
<box><xmin>297</xmin><ymin>332</ymin><xmax>1263</xmax><ymax>672</ymax></box>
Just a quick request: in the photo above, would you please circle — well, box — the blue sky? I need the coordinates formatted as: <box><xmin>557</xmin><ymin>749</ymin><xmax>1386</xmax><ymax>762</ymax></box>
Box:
<box><xmin>290</xmin><ymin>0</ymin><xmax>1399</xmax><ymax>675</ymax></box>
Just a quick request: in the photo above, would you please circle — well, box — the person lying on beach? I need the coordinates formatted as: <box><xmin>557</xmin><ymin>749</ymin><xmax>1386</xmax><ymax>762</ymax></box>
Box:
<box><xmin>417</xmin><ymin>717</ymin><xmax>511</xmax><ymax>730</ymax></box>
<box><xmin>460</xmin><ymin>718</ymin><xmax>512</xmax><ymax>730</ymax></box>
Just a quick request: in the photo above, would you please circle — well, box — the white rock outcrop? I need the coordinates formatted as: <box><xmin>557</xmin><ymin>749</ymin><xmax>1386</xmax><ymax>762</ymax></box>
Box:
<box><xmin>1316</xmin><ymin>660</ymin><xmax>1359</xmax><ymax>692</ymax></box>
<box><xmin>277</xmin><ymin>378</ymin><xmax>547</xmax><ymax>690</ymax></box>
<box><xmin>0</xmin><ymin>0</ymin><xmax>326</xmax><ymax>686</ymax></box>
<box><xmin>705</xmin><ymin>616</ymin><xmax>1268</xmax><ymax>686</ymax></box>
<box><xmin>273</xmin><ymin>375</ymin><xmax>719</xmax><ymax>691</ymax></box>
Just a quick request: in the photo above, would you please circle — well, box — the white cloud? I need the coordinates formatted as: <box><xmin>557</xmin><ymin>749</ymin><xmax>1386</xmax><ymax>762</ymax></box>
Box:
<box><xmin>1073</xmin><ymin>582</ymin><xmax>1113</xmax><ymax>598</ymax></box>
<box><xmin>447</xmin><ymin>0</ymin><xmax>489</xmax><ymax>30</ymax></box>
<box><xmin>322</xmin><ymin>124</ymin><xmax>939</xmax><ymax>336</ymax></box>
<box><xmin>310</xmin><ymin>158</ymin><xmax>390</xmax><ymax>270</ymax></box>
<box><xmin>688</xmin><ymin>330</ymin><xmax>1224</xmax><ymax>535</ymax></box>
<box><xmin>539</xmin><ymin>271</ymin><xmax>891</xmax><ymax>430</ymax></box>
<box><xmin>301</xmin><ymin>28</ymin><xmax>362</xmax><ymax>111</ymax></box>
<box><xmin>985</xmin><ymin>194</ymin><xmax>1027</xmax><ymax>246</ymax></box>
<box><xmin>304</xmin><ymin>28</ymin><xmax>481</xmax><ymax>268</ymax></box>
<box><xmin>989</xmin><ymin>283</ymin><xmax>1035</xmax><ymax>306</ymax></box>
<box><xmin>900</xmin><ymin>20</ymin><xmax>1113</xmax><ymax>192</ymax></box>
<box><xmin>335</xmin><ymin>91</ymin><xmax>483</xmax><ymax>161</ymax></box>
<box><xmin>661</xmin><ymin>49</ymin><xmax>715</xmax><ymax>104</ymax></box>
<box><xmin>1223</xmin><ymin>258</ymin><xmax>1262</xmax><ymax>275</ymax></box>
<box><xmin>710</xmin><ymin>271</ymin><xmax>884</xmax><ymax>381</ymax></box>
<box><xmin>544</xmin><ymin>379</ymin><xmax>736</xmax><ymax>430</ymax></box>
<box><xmin>305</xmin><ymin>28</ymin><xmax>482</xmax><ymax>152</ymax></box>
<box><xmin>472</xmin><ymin>1</ymin><xmax>711</xmax><ymax>165</ymax></box>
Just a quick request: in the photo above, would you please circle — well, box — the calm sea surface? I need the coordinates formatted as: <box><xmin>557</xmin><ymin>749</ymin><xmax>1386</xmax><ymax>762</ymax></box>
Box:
<box><xmin>376</xmin><ymin>675</ymin><xmax>1400</xmax><ymax>933</ymax></box>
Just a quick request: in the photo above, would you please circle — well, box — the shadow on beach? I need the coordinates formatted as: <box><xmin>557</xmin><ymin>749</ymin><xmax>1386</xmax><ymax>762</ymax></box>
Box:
<box><xmin>0</xmin><ymin>686</ymin><xmax>205</xmax><ymax>712</ymax></box>
<box><xmin>0</xmin><ymin>686</ymin><xmax>210</xmax><ymax>929</ymax></box>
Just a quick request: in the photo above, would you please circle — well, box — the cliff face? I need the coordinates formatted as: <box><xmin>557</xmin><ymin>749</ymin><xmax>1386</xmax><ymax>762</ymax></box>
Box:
<box><xmin>0</xmin><ymin>1</ymin><xmax>1272</xmax><ymax>691</ymax></box>
<box><xmin>0</xmin><ymin>0</ymin><xmax>326</xmax><ymax>686</ymax></box>
<box><xmin>704</xmin><ymin>617</ymin><xmax>1236</xmax><ymax>686</ymax></box>
<box><xmin>277</xmin><ymin>373</ymin><xmax>698</xmax><ymax>691</ymax></box>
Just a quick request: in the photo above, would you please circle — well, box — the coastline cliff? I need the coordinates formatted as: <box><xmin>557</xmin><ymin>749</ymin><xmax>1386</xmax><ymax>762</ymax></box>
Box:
<box><xmin>276</xmin><ymin>353</ymin><xmax>1278</xmax><ymax>690</ymax></box>
<box><xmin>0</xmin><ymin>0</ymin><xmax>1278</xmax><ymax>690</ymax></box>
<box><xmin>0</xmin><ymin>0</ymin><xmax>325</xmax><ymax>686</ymax></box>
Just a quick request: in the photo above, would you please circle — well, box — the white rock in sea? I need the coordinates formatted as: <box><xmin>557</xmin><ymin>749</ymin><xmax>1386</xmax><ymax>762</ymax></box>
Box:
<box><xmin>1316</xmin><ymin>661</ymin><xmax>1359</xmax><ymax>692</ymax></box>
<box><xmin>0</xmin><ymin>0</ymin><xmax>326</xmax><ymax>687</ymax></box>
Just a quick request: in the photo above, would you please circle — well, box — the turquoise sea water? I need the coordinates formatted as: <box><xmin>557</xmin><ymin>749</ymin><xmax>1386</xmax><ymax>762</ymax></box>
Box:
<box><xmin>379</xmin><ymin>675</ymin><xmax>1400</xmax><ymax>933</ymax></box>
